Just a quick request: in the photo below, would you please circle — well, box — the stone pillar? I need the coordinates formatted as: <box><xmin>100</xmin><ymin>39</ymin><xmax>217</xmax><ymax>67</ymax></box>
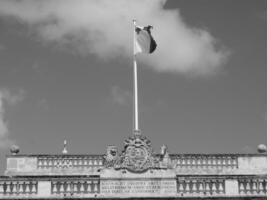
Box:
<box><xmin>37</xmin><ymin>181</ymin><xmax>51</xmax><ymax>197</ymax></box>
<box><xmin>225</xmin><ymin>179</ymin><xmax>239</xmax><ymax>196</ymax></box>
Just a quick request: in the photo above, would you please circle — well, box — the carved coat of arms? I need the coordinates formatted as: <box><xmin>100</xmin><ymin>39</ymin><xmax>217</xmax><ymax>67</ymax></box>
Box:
<box><xmin>104</xmin><ymin>134</ymin><xmax>160</xmax><ymax>173</ymax></box>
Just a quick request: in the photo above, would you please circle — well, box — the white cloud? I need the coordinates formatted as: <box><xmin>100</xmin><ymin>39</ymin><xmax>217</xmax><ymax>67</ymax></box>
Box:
<box><xmin>111</xmin><ymin>86</ymin><xmax>132</xmax><ymax>106</ymax></box>
<box><xmin>0</xmin><ymin>0</ymin><xmax>229</xmax><ymax>75</ymax></box>
<box><xmin>0</xmin><ymin>89</ymin><xmax>24</xmax><ymax>148</ymax></box>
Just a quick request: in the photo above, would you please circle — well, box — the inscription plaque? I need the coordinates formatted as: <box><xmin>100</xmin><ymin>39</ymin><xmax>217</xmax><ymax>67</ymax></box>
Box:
<box><xmin>101</xmin><ymin>179</ymin><xmax>177</xmax><ymax>197</ymax></box>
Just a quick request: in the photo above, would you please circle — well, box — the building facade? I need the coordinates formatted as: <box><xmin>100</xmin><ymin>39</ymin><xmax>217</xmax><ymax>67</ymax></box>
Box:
<box><xmin>1</xmin><ymin>133</ymin><xmax>267</xmax><ymax>199</ymax></box>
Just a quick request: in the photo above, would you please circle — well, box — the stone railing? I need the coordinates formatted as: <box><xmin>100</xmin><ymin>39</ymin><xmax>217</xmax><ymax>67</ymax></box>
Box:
<box><xmin>239</xmin><ymin>177</ymin><xmax>267</xmax><ymax>195</ymax></box>
<box><xmin>51</xmin><ymin>179</ymin><xmax>100</xmax><ymax>194</ymax></box>
<box><xmin>0</xmin><ymin>180</ymin><xmax>37</xmax><ymax>195</ymax></box>
<box><xmin>177</xmin><ymin>177</ymin><xmax>225</xmax><ymax>196</ymax></box>
<box><xmin>0</xmin><ymin>176</ymin><xmax>267</xmax><ymax>198</ymax></box>
<box><xmin>172</xmin><ymin>154</ymin><xmax>238</xmax><ymax>169</ymax></box>
<box><xmin>37</xmin><ymin>155</ymin><xmax>104</xmax><ymax>169</ymax></box>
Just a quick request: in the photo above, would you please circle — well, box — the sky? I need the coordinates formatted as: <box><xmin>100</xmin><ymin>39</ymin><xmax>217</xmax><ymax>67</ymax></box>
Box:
<box><xmin>0</xmin><ymin>0</ymin><xmax>267</xmax><ymax>172</ymax></box>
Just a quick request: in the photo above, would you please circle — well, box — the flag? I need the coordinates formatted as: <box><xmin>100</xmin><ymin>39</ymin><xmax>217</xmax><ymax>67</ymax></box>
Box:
<box><xmin>134</xmin><ymin>25</ymin><xmax>157</xmax><ymax>55</ymax></box>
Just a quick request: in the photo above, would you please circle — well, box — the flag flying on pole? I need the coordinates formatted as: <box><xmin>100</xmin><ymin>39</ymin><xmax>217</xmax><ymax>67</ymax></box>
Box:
<box><xmin>134</xmin><ymin>25</ymin><xmax>157</xmax><ymax>55</ymax></box>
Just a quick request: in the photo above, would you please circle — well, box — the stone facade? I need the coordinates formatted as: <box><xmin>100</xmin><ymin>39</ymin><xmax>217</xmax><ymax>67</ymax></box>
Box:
<box><xmin>1</xmin><ymin>134</ymin><xmax>267</xmax><ymax>199</ymax></box>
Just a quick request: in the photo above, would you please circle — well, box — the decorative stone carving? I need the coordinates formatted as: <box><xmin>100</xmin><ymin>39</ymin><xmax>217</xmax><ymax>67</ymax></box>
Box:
<box><xmin>160</xmin><ymin>144</ymin><xmax>166</xmax><ymax>155</ymax></box>
<box><xmin>160</xmin><ymin>144</ymin><xmax>171</xmax><ymax>168</ymax></box>
<box><xmin>104</xmin><ymin>134</ymin><xmax>161</xmax><ymax>172</ymax></box>
<box><xmin>104</xmin><ymin>145</ymin><xmax>119</xmax><ymax>168</ymax></box>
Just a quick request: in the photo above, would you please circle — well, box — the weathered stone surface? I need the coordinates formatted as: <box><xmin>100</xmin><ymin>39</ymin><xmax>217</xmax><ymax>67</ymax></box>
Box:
<box><xmin>100</xmin><ymin>179</ymin><xmax>176</xmax><ymax>197</ymax></box>
<box><xmin>2</xmin><ymin>135</ymin><xmax>267</xmax><ymax>199</ymax></box>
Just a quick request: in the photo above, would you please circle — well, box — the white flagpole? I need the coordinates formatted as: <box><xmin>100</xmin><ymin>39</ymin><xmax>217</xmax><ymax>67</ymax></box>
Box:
<box><xmin>133</xmin><ymin>20</ymin><xmax>140</xmax><ymax>135</ymax></box>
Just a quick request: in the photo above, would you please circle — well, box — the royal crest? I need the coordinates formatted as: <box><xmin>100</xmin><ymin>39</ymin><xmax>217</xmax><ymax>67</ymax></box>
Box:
<box><xmin>104</xmin><ymin>134</ymin><xmax>160</xmax><ymax>172</ymax></box>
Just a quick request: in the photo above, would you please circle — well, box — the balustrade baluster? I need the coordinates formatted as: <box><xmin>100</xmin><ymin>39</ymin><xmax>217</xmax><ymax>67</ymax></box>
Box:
<box><xmin>232</xmin><ymin>158</ymin><xmax>237</xmax><ymax>168</ymax></box>
<box><xmin>83</xmin><ymin>181</ymin><xmax>88</xmax><ymax>193</ymax></box>
<box><xmin>193</xmin><ymin>157</ymin><xmax>196</xmax><ymax>168</ymax></box>
<box><xmin>88</xmin><ymin>181</ymin><xmax>92</xmax><ymax>193</ymax></box>
<box><xmin>214</xmin><ymin>181</ymin><xmax>218</xmax><ymax>194</ymax></box>
<box><xmin>73</xmin><ymin>159</ymin><xmax>77</xmax><ymax>166</ymax></box>
<box><xmin>94</xmin><ymin>181</ymin><xmax>99</xmax><ymax>193</ymax></box>
<box><xmin>207</xmin><ymin>158</ymin><xmax>211</xmax><ymax>167</ymax></box>
<box><xmin>216</xmin><ymin>157</ymin><xmax>220</xmax><ymax>168</ymax></box>
<box><xmin>0</xmin><ymin>183</ymin><xmax>3</xmax><ymax>193</ymax></box>
<box><xmin>222</xmin><ymin>158</ymin><xmax>226</xmax><ymax>167</ymax></box>
<box><xmin>198</xmin><ymin>181</ymin><xmax>204</xmax><ymax>194</ymax></box>
<box><xmin>252</xmin><ymin>180</ymin><xmax>257</xmax><ymax>194</ymax></box>
<box><xmin>84</xmin><ymin>159</ymin><xmax>88</xmax><ymax>166</ymax></box>
<box><xmin>205</xmin><ymin>181</ymin><xmax>211</xmax><ymax>194</ymax></box>
<box><xmin>91</xmin><ymin>181</ymin><xmax>95</xmax><ymax>193</ymax></box>
<box><xmin>99</xmin><ymin>159</ymin><xmax>103</xmax><ymax>165</ymax></box>
<box><xmin>73</xmin><ymin>182</ymin><xmax>77</xmax><ymax>193</ymax></box>
<box><xmin>210</xmin><ymin>158</ymin><xmax>214</xmax><ymax>168</ymax></box>
<box><xmin>192</xmin><ymin>180</ymin><xmax>197</xmax><ymax>194</ymax></box>
<box><xmin>239</xmin><ymin>181</ymin><xmax>244</xmax><ymax>194</ymax></box>
<box><xmin>6</xmin><ymin>182</ymin><xmax>10</xmax><ymax>194</ymax></box>
<box><xmin>197</xmin><ymin>159</ymin><xmax>201</xmax><ymax>167</ymax></box>
<box><xmin>32</xmin><ymin>182</ymin><xmax>37</xmax><ymax>194</ymax></box>
<box><xmin>56</xmin><ymin>182</ymin><xmax>60</xmax><ymax>194</ymax></box>
<box><xmin>177</xmin><ymin>181</ymin><xmax>181</xmax><ymax>192</ymax></box>
<box><xmin>226</xmin><ymin>157</ymin><xmax>230</xmax><ymax>167</ymax></box>
<box><xmin>258</xmin><ymin>180</ymin><xmax>263</xmax><ymax>194</ymax></box>
<box><xmin>180</xmin><ymin>158</ymin><xmax>184</xmax><ymax>167</ymax></box>
<box><xmin>218</xmin><ymin>181</ymin><xmax>224</xmax><ymax>194</ymax></box>
<box><xmin>185</xmin><ymin>180</ymin><xmax>190</xmax><ymax>193</ymax></box>
<box><xmin>63</xmin><ymin>181</ymin><xmax>67</xmax><ymax>193</ymax></box>
<box><xmin>25</xmin><ymin>183</ymin><xmax>30</xmax><ymax>193</ymax></box>
<box><xmin>78</xmin><ymin>158</ymin><xmax>82</xmax><ymax>168</ymax></box>
<box><xmin>230</xmin><ymin>157</ymin><xmax>234</xmax><ymax>167</ymax></box>
<box><xmin>28</xmin><ymin>182</ymin><xmax>32</xmax><ymax>193</ymax></box>
<box><xmin>245</xmin><ymin>180</ymin><xmax>250</xmax><ymax>194</ymax></box>
<box><xmin>9</xmin><ymin>182</ymin><xmax>14</xmax><ymax>194</ymax></box>
<box><xmin>80</xmin><ymin>181</ymin><xmax>85</xmax><ymax>192</ymax></box>
<box><xmin>51</xmin><ymin>182</ymin><xmax>55</xmax><ymax>194</ymax></box>
<box><xmin>246</xmin><ymin>180</ymin><xmax>251</xmax><ymax>194</ymax></box>
<box><xmin>89</xmin><ymin>160</ymin><xmax>92</xmax><ymax>166</ymax></box>
<box><xmin>67</xmin><ymin>181</ymin><xmax>72</xmax><ymax>193</ymax></box>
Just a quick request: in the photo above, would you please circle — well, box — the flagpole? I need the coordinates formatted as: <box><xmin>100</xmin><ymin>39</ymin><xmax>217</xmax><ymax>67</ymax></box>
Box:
<box><xmin>133</xmin><ymin>19</ymin><xmax>140</xmax><ymax>135</ymax></box>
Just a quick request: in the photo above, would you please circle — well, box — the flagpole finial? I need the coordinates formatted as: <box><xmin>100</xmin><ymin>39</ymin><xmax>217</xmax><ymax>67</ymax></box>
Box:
<box><xmin>133</xmin><ymin>129</ymin><xmax>141</xmax><ymax>136</ymax></box>
<box><xmin>133</xmin><ymin>19</ymin><xmax>136</xmax><ymax>26</ymax></box>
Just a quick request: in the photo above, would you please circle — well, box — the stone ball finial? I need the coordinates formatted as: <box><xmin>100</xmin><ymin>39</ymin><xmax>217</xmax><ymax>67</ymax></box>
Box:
<box><xmin>10</xmin><ymin>145</ymin><xmax>20</xmax><ymax>155</ymax></box>
<box><xmin>257</xmin><ymin>144</ymin><xmax>267</xmax><ymax>153</ymax></box>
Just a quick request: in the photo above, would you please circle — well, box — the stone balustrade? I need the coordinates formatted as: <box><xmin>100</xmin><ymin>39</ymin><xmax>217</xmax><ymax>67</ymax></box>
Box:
<box><xmin>0</xmin><ymin>180</ymin><xmax>37</xmax><ymax>195</ymax></box>
<box><xmin>172</xmin><ymin>154</ymin><xmax>238</xmax><ymax>169</ymax></box>
<box><xmin>37</xmin><ymin>155</ymin><xmax>104</xmax><ymax>169</ymax></box>
<box><xmin>177</xmin><ymin>177</ymin><xmax>225</xmax><ymax>196</ymax></box>
<box><xmin>7</xmin><ymin>154</ymin><xmax>267</xmax><ymax>176</ymax></box>
<box><xmin>51</xmin><ymin>179</ymin><xmax>100</xmax><ymax>194</ymax></box>
<box><xmin>0</xmin><ymin>176</ymin><xmax>265</xmax><ymax>198</ymax></box>
<box><xmin>239</xmin><ymin>178</ymin><xmax>267</xmax><ymax>195</ymax></box>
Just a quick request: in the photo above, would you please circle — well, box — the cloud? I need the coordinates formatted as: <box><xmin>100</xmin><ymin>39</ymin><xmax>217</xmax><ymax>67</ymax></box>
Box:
<box><xmin>0</xmin><ymin>0</ymin><xmax>229</xmax><ymax>75</ymax></box>
<box><xmin>0</xmin><ymin>89</ymin><xmax>24</xmax><ymax>148</ymax></box>
<box><xmin>111</xmin><ymin>86</ymin><xmax>132</xmax><ymax>106</ymax></box>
